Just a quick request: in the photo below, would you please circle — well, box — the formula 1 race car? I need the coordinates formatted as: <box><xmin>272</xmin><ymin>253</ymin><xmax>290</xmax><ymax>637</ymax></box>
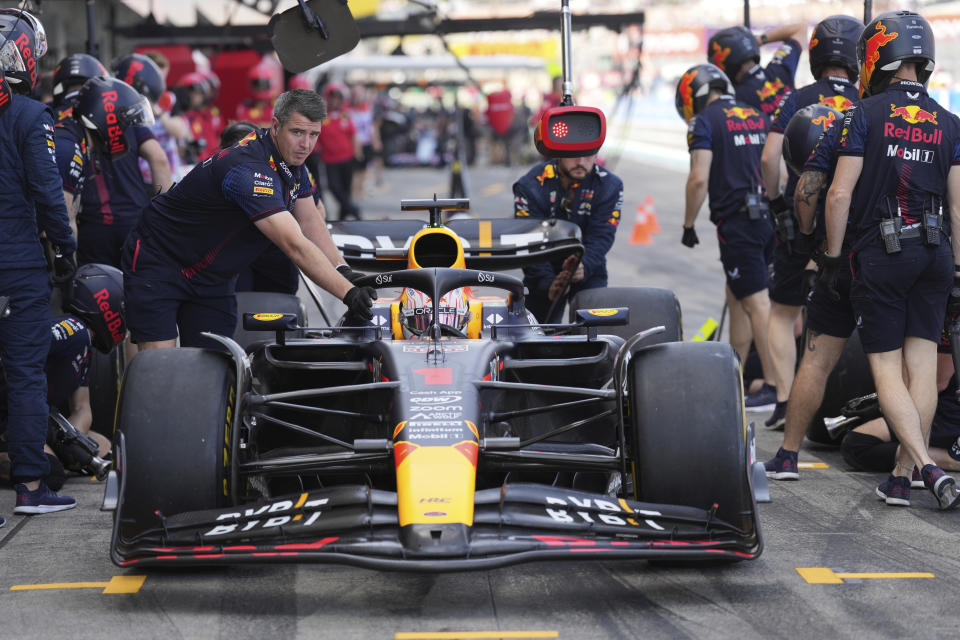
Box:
<box><xmin>105</xmin><ymin>198</ymin><xmax>763</xmax><ymax>570</ymax></box>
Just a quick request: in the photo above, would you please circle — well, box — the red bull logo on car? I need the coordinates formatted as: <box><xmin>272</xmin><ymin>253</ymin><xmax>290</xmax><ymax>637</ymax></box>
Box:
<box><xmin>818</xmin><ymin>94</ymin><xmax>854</xmax><ymax>112</ymax></box>
<box><xmin>860</xmin><ymin>22</ymin><xmax>898</xmax><ymax>95</ymax></box>
<box><xmin>889</xmin><ymin>104</ymin><xmax>938</xmax><ymax>125</ymax></box>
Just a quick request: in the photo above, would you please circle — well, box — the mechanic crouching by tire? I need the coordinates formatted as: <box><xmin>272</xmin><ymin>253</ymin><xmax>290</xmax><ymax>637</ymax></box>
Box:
<box><xmin>840</xmin><ymin>310</ymin><xmax>960</xmax><ymax>479</ymax></box>
<box><xmin>121</xmin><ymin>89</ymin><xmax>376</xmax><ymax>350</ymax></box>
<box><xmin>825</xmin><ymin>11</ymin><xmax>960</xmax><ymax>509</ymax></box>
<box><xmin>1</xmin><ymin>265</ymin><xmax>124</xmax><ymax>483</ymax></box>
<box><xmin>512</xmin><ymin>147</ymin><xmax>623</xmax><ymax>324</ymax></box>
<box><xmin>0</xmin><ymin>11</ymin><xmax>79</xmax><ymax>517</ymax></box>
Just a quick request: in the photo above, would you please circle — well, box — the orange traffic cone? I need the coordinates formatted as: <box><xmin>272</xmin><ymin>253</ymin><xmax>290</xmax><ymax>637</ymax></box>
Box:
<box><xmin>630</xmin><ymin>197</ymin><xmax>662</xmax><ymax>245</ymax></box>
<box><xmin>630</xmin><ymin>204</ymin><xmax>653</xmax><ymax>245</ymax></box>
<box><xmin>643</xmin><ymin>196</ymin><xmax>662</xmax><ymax>233</ymax></box>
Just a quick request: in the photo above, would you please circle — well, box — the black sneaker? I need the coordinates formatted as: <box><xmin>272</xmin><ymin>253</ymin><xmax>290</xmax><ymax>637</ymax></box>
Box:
<box><xmin>0</xmin><ymin>514</ymin><xmax>5</xmax><ymax>528</ymax></box>
<box><xmin>13</xmin><ymin>482</ymin><xmax>76</xmax><ymax>515</ymax></box>
<box><xmin>764</xmin><ymin>402</ymin><xmax>787</xmax><ymax>430</ymax></box>
<box><xmin>876</xmin><ymin>475</ymin><xmax>910</xmax><ymax>506</ymax></box>
<box><xmin>920</xmin><ymin>464</ymin><xmax>960</xmax><ymax>511</ymax></box>
<box><xmin>764</xmin><ymin>447</ymin><xmax>799</xmax><ymax>480</ymax></box>
<box><xmin>745</xmin><ymin>383</ymin><xmax>777</xmax><ymax>413</ymax></box>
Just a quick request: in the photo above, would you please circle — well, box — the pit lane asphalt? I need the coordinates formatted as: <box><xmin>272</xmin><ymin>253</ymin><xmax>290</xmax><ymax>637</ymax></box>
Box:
<box><xmin>3</xmin><ymin>155</ymin><xmax>959</xmax><ymax>640</ymax></box>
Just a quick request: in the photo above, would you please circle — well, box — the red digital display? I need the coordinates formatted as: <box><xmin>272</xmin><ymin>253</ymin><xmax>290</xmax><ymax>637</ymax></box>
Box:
<box><xmin>534</xmin><ymin>106</ymin><xmax>606</xmax><ymax>158</ymax></box>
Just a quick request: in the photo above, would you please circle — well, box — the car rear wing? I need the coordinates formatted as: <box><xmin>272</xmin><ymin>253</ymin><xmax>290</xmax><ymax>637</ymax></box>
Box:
<box><xmin>330</xmin><ymin>218</ymin><xmax>584</xmax><ymax>272</ymax></box>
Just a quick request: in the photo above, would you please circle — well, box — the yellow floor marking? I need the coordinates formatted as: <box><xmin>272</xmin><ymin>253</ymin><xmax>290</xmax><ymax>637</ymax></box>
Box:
<box><xmin>797</xmin><ymin>462</ymin><xmax>830</xmax><ymax>469</ymax></box>
<box><xmin>396</xmin><ymin>632</ymin><xmax>558</xmax><ymax>639</ymax></box>
<box><xmin>11</xmin><ymin>575</ymin><xmax>146</xmax><ymax>594</ymax></box>
<box><xmin>797</xmin><ymin>567</ymin><xmax>934</xmax><ymax>584</ymax></box>
<box><xmin>480</xmin><ymin>183</ymin><xmax>505</xmax><ymax>196</ymax></box>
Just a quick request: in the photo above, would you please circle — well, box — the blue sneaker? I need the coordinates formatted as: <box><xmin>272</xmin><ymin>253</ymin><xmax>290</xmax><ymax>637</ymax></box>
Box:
<box><xmin>764</xmin><ymin>402</ymin><xmax>787</xmax><ymax>430</ymax></box>
<box><xmin>911</xmin><ymin>467</ymin><xmax>925</xmax><ymax>489</ymax></box>
<box><xmin>745</xmin><ymin>383</ymin><xmax>777</xmax><ymax>413</ymax></box>
<box><xmin>0</xmin><ymin>514</ymin><xmax>5</xmax><ymax>528</ymax></box>
<box><xmin>764</xmin><ymin>447</ymin><xmax>799</xmax><ymax>480</ymax></box>
<box><xmin>920</xmin><ymin>464</ymin><xmax>960</xmax><ymax>511</ymax></box>
<box><xmin>13</xmin><ymin>482</ymin><xmax>76</xmax><ymax>515</ymax></box>
<box><xmin>876</xmin><ymin>475</ymin><xmax>910</xmax><ymax>506</ymax></box>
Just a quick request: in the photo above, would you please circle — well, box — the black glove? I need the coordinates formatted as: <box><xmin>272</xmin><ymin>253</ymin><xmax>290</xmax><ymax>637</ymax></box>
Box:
<box><xmin>681</xmin><ymin>225</ymin><xmax>699</xmax><ymax>248</ymax></box>
<box><xmin>342</xmin><ymin>286</ymin><xmax>377</xmax><ymax>322</ymax></box>
<box><xmin>791</xmin><ymin>230</ymin><xmax>817</xmax><ymax>257</ymax></box>
<box><xmin>52</xmin><ymin>249</ymin><xmax>77</xmax><ymax>284</ymax></box>
<box><xmin>948</xmin><ymin>276</ymin><xmax>960</xmax><ymax>315</ymax></box>
<box><xmin>817</xmin><ymin>253</ymin><xmax>844</xmax><ymax>302</ymax></box>
<box><xmin>336</xmin><ymin>264</ymin><xmax>367</xmax><ymax>285</ymax></box>
<box><xmin>769</xmin><ymin>194</ymin><xmax>789</xmax><ymax>215</ymax></box>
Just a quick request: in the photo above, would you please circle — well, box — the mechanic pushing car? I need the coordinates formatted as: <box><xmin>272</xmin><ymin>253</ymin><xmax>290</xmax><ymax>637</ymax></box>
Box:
<box><xmin>512</xmin><ymin>149</ymin><xmax>623</xmax><ymax>324</ymax></box>
<box><xmin>121</xmin><ymin>89</ymin><xmax>375</xmax><ymax>350</ymax></box>
<box><xmin>675</xmin><ymin>62</ymin><xmax>777</xmax><ymax>406</ymax></box>
<box><xmin>0</xmin><ymin>9</ymin><xmax>78</xmax><ymax>517</ymax></box>
<box><xmin>707</xmin><ymin>21</ymin><xmax>803</xmax><ymax>121</ymax></box>
<box><xmin>824</xmin><ymin>10</ymin><xmax>960</xmax><ymax>509</ymax></box>
<box><xmin>759</xmin><ymin>14</ymin><xmax>862</xmax><ymax>430</ymax></box>
<box><xmin>764</xmin><ymin>105</ymin><xmax>854</xmax><ymax>481</ymax></box>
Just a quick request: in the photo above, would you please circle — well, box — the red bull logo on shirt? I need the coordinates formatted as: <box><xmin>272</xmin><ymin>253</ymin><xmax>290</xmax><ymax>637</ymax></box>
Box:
<box><xmin>818</xmin><ymin>94</ymin><xmax>854</xmax><ymax>112</ymax></box>
<box><xmin>889</xmin><ymin>104</ymin><xmax>938</xmax><ymax>125</ymax></box>
<box><xmin>756</xmin><ymin>79</ymin><xmax>784</xmax><ymax>102</ymax></box>
<box><xmin>724</xmin><ymin>106</ymin><xmax>760</xmax><ymax>120</ymax></box>
<box><xmin>724</xmin><ymin>106</ymin><xmax>764</xmax><ymax>133</ymax></box>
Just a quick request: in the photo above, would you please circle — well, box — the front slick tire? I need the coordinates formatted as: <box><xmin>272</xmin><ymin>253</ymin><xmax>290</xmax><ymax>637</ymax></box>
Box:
<box><xmin>114</xmin><ymin>348</ymin><xmax>235</xmax><ymax>538</ymax></box>
<box><xmin>628</xmin><ymin>341</ymin><xmax>758</xmax><ymax>556</ymax></box>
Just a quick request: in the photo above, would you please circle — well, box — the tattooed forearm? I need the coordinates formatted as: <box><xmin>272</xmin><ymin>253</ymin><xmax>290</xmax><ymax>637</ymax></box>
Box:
<box><xmin>806</xmin><ymin>328</ymin><xmax>821</xmax><ymax>352</ymax></box>
<box><xmin>795</xmin><ymin>170</ymin><xmax>827</xmax><ymax>233</ymax></box>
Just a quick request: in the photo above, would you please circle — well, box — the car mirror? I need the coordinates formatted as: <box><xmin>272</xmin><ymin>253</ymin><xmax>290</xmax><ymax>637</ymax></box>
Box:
<box><xmin>575</xmin><ymin>307</ymin><xmax>629</xmax><ymax>326</ymax></box>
